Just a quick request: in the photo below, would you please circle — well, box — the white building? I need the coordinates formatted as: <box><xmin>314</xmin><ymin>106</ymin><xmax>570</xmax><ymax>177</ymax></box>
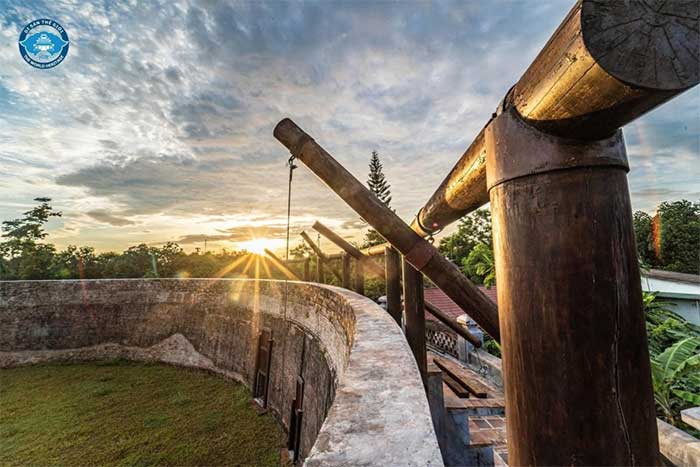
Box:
<box><xmin>642</xmin><ymin>269</ymin><xmax>700</xmax><ymax>325</ymax></box>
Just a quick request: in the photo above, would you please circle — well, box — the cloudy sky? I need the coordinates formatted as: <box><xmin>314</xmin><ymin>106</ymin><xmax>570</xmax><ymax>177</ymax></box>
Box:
<box><xmin>1</xmin><ymin>0</ymin><xmax>698</xmax><ymax>254</ymax></box>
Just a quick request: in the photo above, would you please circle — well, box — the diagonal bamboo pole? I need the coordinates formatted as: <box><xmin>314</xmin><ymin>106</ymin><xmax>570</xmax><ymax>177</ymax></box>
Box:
<box><xmin>274</xmin><ymin>119</ymin><xmax>500</xmax><ymax>340</ymax></box>
<box><xmin>313</xmin><ymin>221</ymin><xmax>385</xmax><ymax>277</ymax></box>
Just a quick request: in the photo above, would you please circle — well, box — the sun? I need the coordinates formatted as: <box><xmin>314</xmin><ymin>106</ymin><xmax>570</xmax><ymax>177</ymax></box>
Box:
<box><xmin>238</xmin><ymin>238</ymin><xmax>283</xmax><ymax>255</ymax></box>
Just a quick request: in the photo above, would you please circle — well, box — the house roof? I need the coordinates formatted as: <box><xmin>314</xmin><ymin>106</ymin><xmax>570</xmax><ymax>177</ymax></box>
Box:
<box><xmin>424</xmin><ymin>285</ymin><xmax>497</xmax><ymax>324</ymax></box>
<box><xmin>643</xmin><ymin>269</ymin><xmax>700</xmax><ymax>284</ymax></box>
<box><xmin>642</xmin><ymin>269</ymin><xmax>700</xmax><ymax>300</ymax></box>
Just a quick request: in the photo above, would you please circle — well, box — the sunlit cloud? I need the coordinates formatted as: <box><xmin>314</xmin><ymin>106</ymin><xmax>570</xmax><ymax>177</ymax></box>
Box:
<box><xmin>0</xmin><ymin>0</ymin><xmax>697</xmax><ymax>253</ymax></box>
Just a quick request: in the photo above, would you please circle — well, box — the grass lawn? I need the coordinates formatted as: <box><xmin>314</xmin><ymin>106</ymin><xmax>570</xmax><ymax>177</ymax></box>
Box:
<box><xmin>0</xmin><ymin>361</ymin><xmax>284</xmax><ymax>466</ymax></box>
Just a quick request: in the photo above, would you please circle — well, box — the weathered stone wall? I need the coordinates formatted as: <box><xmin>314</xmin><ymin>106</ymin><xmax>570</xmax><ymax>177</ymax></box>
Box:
<box><xmin>0</xmin><ymin>279</ymin><xmax>442</xmax><ymax>466</ymax></box>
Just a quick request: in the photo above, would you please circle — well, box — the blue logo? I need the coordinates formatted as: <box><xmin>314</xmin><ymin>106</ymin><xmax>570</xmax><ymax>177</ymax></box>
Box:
<box><xmin>18</xmin><ymin>19</ymin><xmax>69</xmax><ymax>69</ymax></box>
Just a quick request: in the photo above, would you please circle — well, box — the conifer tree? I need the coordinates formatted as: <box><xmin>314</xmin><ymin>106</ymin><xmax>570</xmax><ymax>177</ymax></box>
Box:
<box><xmin>364</xmin><ymin>151</ymin><xmax>392</xmax><ymax>247</ymax></box>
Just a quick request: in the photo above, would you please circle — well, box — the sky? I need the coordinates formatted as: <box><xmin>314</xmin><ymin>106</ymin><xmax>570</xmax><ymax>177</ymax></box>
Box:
<box><xmin>1</xmin><ymin>0</ymin><xmax>698</xmax><ymax>255</ymax></box>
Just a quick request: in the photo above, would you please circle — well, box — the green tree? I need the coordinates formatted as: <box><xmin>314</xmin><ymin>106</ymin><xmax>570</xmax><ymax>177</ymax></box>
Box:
<box><xmin>633</xmin><ymin>211</ymin><xmax>655</xmax><ymax>267</ymax></box>
<box><xmin>102</xmin><ymin>244</ymin><xmax>160</xmax><ymax>278</ymax></box>
<box><xmin>156</xmin><ymin>242</ymin><xmax>185</xmax><ymax>277</ymax></box>
<box><xmin>633</xmin><ymin>200</ymin><xmax>700</xmax><ymax>274</ymax></box>
<box><xmin>655</xmin><ymin>200</ymin><xmax>700</xmax><ymax>274</ymax></box>
<box><xmin>462</xmin><ymin>243</ymin><xmax>495</xmax><ymax>287</ymax></box>
<box><xmin>52</xmin><ymin>245</ymin><xmax>101</xmax><ymax>279</ymax></box>
<box><xmin>364</xmin><ymin>150</ymin><xmax>392</xmax><ymax>247</ymax></box>
<box><xmin>0</xmin><ymin>198</ymin><xmax>61</xmax><ymax>279</ymax></box>
<box><xmin>289</xmin><ymin>241</ymin><xmax>312</xmax><ymax>259</ymax></box>
<box><xmin>438</xmin><ymin>209</ymin><xmax>492</xmax><ymax>264</ymax></box>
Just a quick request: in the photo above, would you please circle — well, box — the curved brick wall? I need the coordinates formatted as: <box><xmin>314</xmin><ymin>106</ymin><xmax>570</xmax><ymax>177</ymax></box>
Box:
<box><xmin>0</xmin><ymin>279</ymin><xmax>442</xmax><ymax>466</ymax></box>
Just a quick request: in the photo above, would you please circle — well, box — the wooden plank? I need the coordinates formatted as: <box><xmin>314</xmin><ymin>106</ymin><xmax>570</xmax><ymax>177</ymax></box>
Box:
<box><xmin>432</xmin><ymin>355</ymin><xmax>489</xmax><ymax>399</ymax></box>
<box><xmin>442</xmin><ymin>372</ymin><xmax>470</xmax><ymax>398</ymax></box>
<box><xmin>442</xmin><ymin>382</ymin><xmax>465</xmax><ymax>410</ymax></box>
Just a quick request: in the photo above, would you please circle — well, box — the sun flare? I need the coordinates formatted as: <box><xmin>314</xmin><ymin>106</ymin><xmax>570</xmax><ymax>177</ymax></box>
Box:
<box><xmin>238</xmin><ymin>238</ymin><xmax>283</xmax><ymax>255</ymax></box>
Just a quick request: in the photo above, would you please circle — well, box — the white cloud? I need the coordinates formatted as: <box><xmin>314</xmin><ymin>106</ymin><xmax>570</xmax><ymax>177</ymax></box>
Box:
<box><xmin>0</xmin><ymin>0</ymin><xmax>697</xmax><ymax>252</ymax></box>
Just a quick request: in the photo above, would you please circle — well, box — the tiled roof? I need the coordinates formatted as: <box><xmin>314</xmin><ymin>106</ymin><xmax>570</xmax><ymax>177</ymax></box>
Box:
<box><xmin>424</xmin><ymin>285</ymin><xmax>497</xmax><ymax>323</ymax></box>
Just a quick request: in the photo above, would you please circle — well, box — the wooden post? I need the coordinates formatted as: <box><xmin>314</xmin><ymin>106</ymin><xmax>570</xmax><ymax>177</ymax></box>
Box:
<box><xmin>303</xmin><ymin>257</ymin><xmax>310</xmax><ymax>282</ymax></box>
<box><xmin>353</xmin><ymin>259</ymin><xmax>364</xmax><ymax>296</ymax></box>
<box><xmin>342</xmin><ymin>254</ymin><xmax>351</xmax><ymax>289</ymax></box>
<box><xmin>316</xmin><ymin>254</ymin><xmax>324</xmax><ymax>283</ymax></box>
<box><xmin>403</xmin><ymin>258</ymin><xmax>426</xmax><ymax>381</ymax></box>
<box><xmin>385</xmin><ymin>247</ymin><xmax>402</xmax><ymax>326</ymax></box>
<box><xmin>274</xmin><ymin>119</ymin><xmax>499</xmax><ymax>340</ymax></box>
<box><xmin>486</xmin><ymin>107</ymin><xmax>659</xmax><ymax>465</ymax></box>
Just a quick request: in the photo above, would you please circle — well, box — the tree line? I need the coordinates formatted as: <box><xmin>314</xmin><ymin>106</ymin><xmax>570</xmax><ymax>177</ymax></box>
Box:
<box><xmin>0</xmin><ymin>198</ymin><xmax>252</xmax><ymax>281</ymax></box>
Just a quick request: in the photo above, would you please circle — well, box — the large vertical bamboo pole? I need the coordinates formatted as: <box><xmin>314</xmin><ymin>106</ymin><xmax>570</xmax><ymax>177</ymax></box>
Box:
<box><xmin>487</xmin><ymin>108</ymin><xmax>659</xmax><ymax>466</ymax></box>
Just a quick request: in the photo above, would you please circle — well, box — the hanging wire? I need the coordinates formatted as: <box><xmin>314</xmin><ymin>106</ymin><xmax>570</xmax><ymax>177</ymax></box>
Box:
<box><xmin>281</xmin><ymin>155</ymin><xmax>297</xmax><ymax>385</ymax></box>
<box><xmin>285</xmin><ymin>155</ymin><xmax>297</xmax><ymax>262</ymax></box>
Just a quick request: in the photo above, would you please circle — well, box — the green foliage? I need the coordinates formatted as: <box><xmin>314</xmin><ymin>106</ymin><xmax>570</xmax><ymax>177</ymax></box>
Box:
<box><xmin>289</xmin><ymin>240</ymin><xmax>312</xmax><ymax>259</ymax></box>
<box><xmin>1</xmin><ymin>197</ymin><xmax>61</xmax><ymax>244</ymax></box>
<box><xmin>367</xmin><ymin>150</ymin><xmax>391</xmax><ymax>206</ymax></box>
<box><xmin>364</xmin><ymin>150</ymin><xmax>392</xmax><ymax>247</ymax></box>
<box><xmin>483</xmin><ymin>334</ymin><xmax>501</xmax><ymax>358</ymax></box>
<box><xmin>364</xmin><ymin>276</ymin><xmax>386</xmax><ymax>301</ymax></box>
<box><xmin>644</xmin><ymin>292</ymin><xmax>700</xmax><ymax>435</ymax></box>
<box><xmin>634</xmin><ymin>199</ymin><xmax>700</xmax><ymax>274</ymax></box>
<box><xmin>650</xmin><ymin>337</ymin><xmax>700</xmax><ymax>428</ymax></box>
<box><xmin>644</xmin><ymin>291</ymin><xmax>700</xmax><ymax>356</ymax></box>
<box><xmin>438</xmin><ymin>209</ymin><xmax>492</xmax><ymax>264</ymax></box>
<box><xmin>51</xmin><ymin>245</ymin><xmax>101</xmax><ymax>279</ymax></box>
<box><xmin>633</xmin><ymin>211</ymin><xmax>655</xmax><ymax>268</ymax></box>
<box><xmin>0</xmin><ymin>198</ymin><xmax>62</xmax><ymax>279</ymax></box>
<box><xmin>462</xmin><ymin>243</ymin><xmax>495</xmax><ymax>287</ymax></box>
<box><xmin>656</xmin><ymin>200</ymin><xmax>700</xmax><ymax>274</ymax></box>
